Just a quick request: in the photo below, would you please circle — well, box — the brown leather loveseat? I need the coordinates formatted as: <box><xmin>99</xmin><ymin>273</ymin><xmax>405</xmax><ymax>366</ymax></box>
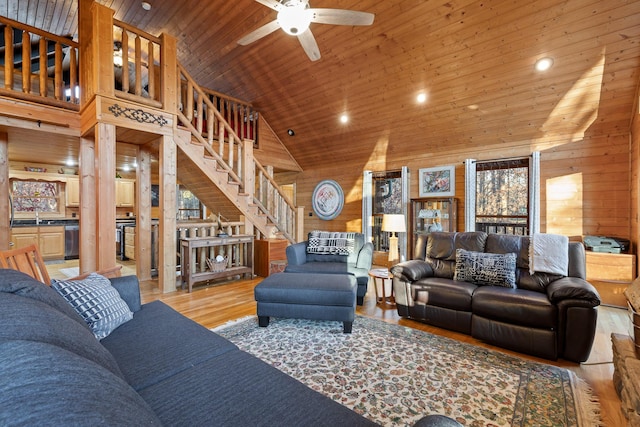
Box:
<box><xmin>391</xmin><ymin>231</ymin><xmax>601</xmax><ymax>362</ymax></box>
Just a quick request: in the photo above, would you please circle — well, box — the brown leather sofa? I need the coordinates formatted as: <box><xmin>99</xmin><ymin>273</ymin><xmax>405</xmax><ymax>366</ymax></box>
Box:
<box><xmin>391</xmin><ymin>231</ymin><xmax>601</xmax><ymax>362</ymax></box>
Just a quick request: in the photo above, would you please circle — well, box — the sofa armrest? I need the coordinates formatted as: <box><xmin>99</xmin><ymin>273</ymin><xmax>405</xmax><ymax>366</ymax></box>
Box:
<box><xmin>286</xmin><ymin>242</ymin><xmax>308</xmax><ymax>266</ymax></box>
<box><xmin>546</xmin><ymin>277</ymin><xmax>601</xmax><ymax>307</ymax></box>
<box><xmin>391</xmin><ymin>260</ymin><xmax>434</xmax><ymax>282</ymax></box>
<box><xmin>109</xmin><ymin>275</ymin><xmax>142</xmax><ymax>312</ymax></box>
<box><xmin>356</xmin><ymin>242</ymin><xmax>374</xmax><ymax>269</ymax></box>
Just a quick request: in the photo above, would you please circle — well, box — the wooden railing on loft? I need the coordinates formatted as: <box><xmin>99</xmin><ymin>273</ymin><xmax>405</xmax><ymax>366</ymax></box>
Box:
<box><xmin>0</xmin><ymin>16</ymin><xmax>79</xmax><ymax>110</ymax></box>
<box><xmin>112</xmin><ymin>19</ymin><xmax>162</xmax><ymax>108</ymax></box>
<box><xmin>176</xmin><ymin>63</ymin><xmax>298</xmax><ymax>242</ymax></box>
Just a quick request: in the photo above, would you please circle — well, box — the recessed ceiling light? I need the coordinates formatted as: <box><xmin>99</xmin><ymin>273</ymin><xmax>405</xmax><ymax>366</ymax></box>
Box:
<box><xmin>416</xmin><ymin>93</ymin><xmax>427</xmax><ymax>103</ymax></box>
<box><xmin>141</xmin><ymin>1</ymin><xmax>151</xmax><ymax>11</ymax></box>
<box><xmin>287</xmin><ymin>129</ymin><xmax>295</xmax><ymax>136</ymax></box>
<box><xmin>339</xmin><ymin>114</ymin><xmax>349</xmax><ymax>124</ymax></box>
<box><xmin>535</xmin><ymin>57</ymin><xmax>554</xmax><ymax>72</ymax></box>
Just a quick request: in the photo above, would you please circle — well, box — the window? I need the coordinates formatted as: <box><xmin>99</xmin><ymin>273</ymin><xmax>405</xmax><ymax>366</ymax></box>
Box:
<box><xmin>177</xmin><ymin>186</ymin><xmax>201</xmax><ymax>220</ymax></box>
<box><xmin>11</xmin><ymin>180</ymin><xmax>61</xmax><ymax>214</ymax></box>
<box><xmin>475</xmin><ymin>158</ymin><xmax>529</xmax><ymax>235</ymax></box>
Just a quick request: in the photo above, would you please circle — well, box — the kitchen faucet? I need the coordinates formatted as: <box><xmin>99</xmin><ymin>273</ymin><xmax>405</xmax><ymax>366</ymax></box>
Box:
<box><xmin>35</xmin><ymin>209</ymin><xmax>40</xmax><ymax>225</ymax></box>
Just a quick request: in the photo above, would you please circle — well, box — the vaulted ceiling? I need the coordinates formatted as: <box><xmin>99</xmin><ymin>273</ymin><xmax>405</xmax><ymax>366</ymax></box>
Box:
<box><xmin>2</xmin><ymin>0</ymin><xmax>639</xmax><ymax>170</ymax></box>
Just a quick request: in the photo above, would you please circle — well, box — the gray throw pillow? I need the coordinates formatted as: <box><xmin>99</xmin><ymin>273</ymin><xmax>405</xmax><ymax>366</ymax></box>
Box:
<box><xmin>52</xmin><ymin>273</ymin><xmax>133</xmax><ymax>340</ymax></box>
<box><xmin>454</xmin><ymin>249</ymin><xmax>517</xmax><ymax>288</ymax></box>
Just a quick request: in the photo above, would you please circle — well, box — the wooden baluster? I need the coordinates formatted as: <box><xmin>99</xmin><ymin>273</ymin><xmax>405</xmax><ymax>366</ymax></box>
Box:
<box><xmin>4</xmin><ymin>26</ymin><xmax>13</xmax><ymax>90</ymax></box>
<box><xmin>121</xmin><ymin>31</ymin><xmax>130</xmax><ymax>93</ymax></box>
<box><xmin>134</xmin><ymin>34</ymin><xmax>142</xmax><ymax>96</ymax></box>
<box><xmin>196</xmin><ymin>94</ymin><xmax>203</xmax><ymax>134</ymax></box>
<box><xmin>147</xmin><ymin>39</ymin><xmax>155</xmax><ymax>100</ymax></box>
<box><xmin>207</xmin><ymin>108</ymin><xmax>214</xmax><ymax>145</ymax></box>
<box><xmin>38</xmin><ymin>38</ymin><xmax>47</xmax><ymax>97</ymax></box>
<box><xmin>21</xmin><ymin>31</ymin><xmax>31</xmax><ymax>94</ymax></box>
<box><xmin>186</xmin><ymin>81</ymin><xmax>193</xmax><ymax>121</ymax></box>
<box><xmin>69</xmin><ymin>47</ymin><xmax>77</xmax><ymax>103</ymax></box>
<box><xmin>54</xmin><ymin>41</ymin><xmax>63</xmax><ymax>100</ymax></box>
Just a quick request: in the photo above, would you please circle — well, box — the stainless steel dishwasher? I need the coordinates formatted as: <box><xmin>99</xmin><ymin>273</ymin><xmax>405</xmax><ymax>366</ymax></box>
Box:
<box><xmin>64</xmin><ymin>225</ymin><xmax>80</xmax><ymax>259</ymax></box>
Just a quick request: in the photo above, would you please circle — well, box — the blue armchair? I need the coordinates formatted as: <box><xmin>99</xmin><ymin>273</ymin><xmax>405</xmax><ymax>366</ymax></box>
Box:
<box><xmin>285</xmin><ymin>232</ymin><xmax>373</xmax><ymax>305</ymax></box>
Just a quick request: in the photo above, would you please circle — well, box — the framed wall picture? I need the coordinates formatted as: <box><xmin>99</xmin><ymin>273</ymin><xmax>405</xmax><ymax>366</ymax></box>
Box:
<box><xmin>419</xmin><ymin>165</ymin><xmax>455</xmax><ymax>197</ymax></box>
<box><xmin>312</xmin><ymin>179</ymin><xmax>344</xmax><ymax>220</ymax></box>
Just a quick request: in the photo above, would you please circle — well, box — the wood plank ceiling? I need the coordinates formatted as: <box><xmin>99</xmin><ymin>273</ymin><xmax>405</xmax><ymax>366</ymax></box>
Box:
<box><xmin>1</xmin><ymin>0</ymin><xmax>639</xmax><ymax>171</ymax></box>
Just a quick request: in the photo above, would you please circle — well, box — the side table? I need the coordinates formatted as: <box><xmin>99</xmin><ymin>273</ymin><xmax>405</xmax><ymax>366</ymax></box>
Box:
<box><xmin>369</xmin><ymin>268</ymin><xmax>395</xmax><ymax>306</ymax></box>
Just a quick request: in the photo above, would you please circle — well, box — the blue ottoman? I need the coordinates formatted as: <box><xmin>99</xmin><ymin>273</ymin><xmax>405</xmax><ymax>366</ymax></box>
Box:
<box><xmin>254</xmin><ymin>273</ymin><xmax>357</xmax><ymax>333</ymax></box>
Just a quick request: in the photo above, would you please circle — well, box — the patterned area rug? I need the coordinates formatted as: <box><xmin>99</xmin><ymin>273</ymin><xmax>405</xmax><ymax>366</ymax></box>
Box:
<box><xmin>215</xmin><ymin>316</ymin><xmax>601</xmax><ymax>427</ymax></box>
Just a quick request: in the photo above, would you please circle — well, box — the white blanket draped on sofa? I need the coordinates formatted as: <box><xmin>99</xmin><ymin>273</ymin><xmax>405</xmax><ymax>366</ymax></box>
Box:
<box><xmin>529</xmin><ymin>233</ymin><xmax>569</xmax><ymax>276</ymax></box>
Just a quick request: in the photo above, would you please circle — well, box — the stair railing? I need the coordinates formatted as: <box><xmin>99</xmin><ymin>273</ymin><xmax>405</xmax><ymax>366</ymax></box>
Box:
<box><xmin>176</xmin><ymin>63</ymin><xmax>297</xmax><ymax>242</ymax></box>
<box><xmin>0</xmin><ymin>16</ymin><xmax>79</xmax><ymax>110</ymax></box>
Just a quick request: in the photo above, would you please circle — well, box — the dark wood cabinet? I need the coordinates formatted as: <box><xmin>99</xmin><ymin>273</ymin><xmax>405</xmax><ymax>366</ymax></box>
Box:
<box><xmin>409</xmin><ymin>198</ymin><xmax>457</xmax><ymax>259</ymax></box>
<box><xmin>255</xmin><ymin>239</ymin><xmax>289</xmax><ymax>277</ymax></box>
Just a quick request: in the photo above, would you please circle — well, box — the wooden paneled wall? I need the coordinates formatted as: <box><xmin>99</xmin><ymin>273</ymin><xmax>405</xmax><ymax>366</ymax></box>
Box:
<box><xmin>295</xmin><ymin>133</ymin><xmax>632</xmax><ymax>247</ymax></box>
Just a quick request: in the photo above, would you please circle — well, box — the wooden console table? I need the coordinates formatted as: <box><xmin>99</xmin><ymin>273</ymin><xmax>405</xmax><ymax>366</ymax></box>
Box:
<box><xmin>180</xmin><ymin>234</ymin><xmax>254</xmax><ymax>292</ymax></box>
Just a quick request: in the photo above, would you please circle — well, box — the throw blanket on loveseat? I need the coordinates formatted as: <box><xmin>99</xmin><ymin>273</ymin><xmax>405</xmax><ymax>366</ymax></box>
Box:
<box><xmin>307</xmin><ymin>231</ymin><xmax>356</xmax><ymax>255</ymax></box>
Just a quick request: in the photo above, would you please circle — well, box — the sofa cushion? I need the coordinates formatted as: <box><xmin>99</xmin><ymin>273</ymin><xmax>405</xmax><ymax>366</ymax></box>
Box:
<box><xmin>0</xmin><ymin>340</ymin><xmax>161</xmax><ymax>426</ymax></box>
<box><xmin>139</xmin><ymin>348</ymin><xmax>376</xmax><ymax>427</ymax></box>
<box><xmin>100</xmin><ymin>300</ymin><xmax>238</xmax><ymax>391</ymax></box>
<box><xmin>0</xmin><ymin>292</ymin><xmax>125</xmax><ymax>378</ymax></box>
<box><xmin>454</xmin><ymin>249</ymin><xmax>517</xmax><ymax>288</ymax></box>
<box><xmin>472</xmin><ymin>286</ymin><xmax>557</xmax><ymax>329</ymax></box>
<box><xmin>412</xmin><ymin>277</ymin><xmax>477</xmax><ymax>311</ymax></box>
<box><xmin>52</xmin><ymin>273</ymin><xmax>133</xmax><ymax>340</ymax></box>
<box><xmin>0</xmin><ymin>268</ymin><xmax>89</xmax><ymax>330</ymax></box>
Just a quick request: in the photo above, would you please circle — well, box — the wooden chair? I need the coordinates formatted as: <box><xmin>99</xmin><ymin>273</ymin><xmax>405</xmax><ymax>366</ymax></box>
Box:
<box><xmin>0</xmin><ymin>244</ymin><xmax>51</xmax><ymax>284</ymax></box>
<box><xmin>0</xmin><ymin>244</ymin><xmax>122</xmax><ymax>285</ymax></box>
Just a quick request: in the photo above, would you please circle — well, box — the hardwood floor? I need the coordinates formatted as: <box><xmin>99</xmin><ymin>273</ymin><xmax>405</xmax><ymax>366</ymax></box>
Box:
<box><xmin>133</xmin><ymin>275</ymin><xmax>629</xmax><ymax>426</ymax></box>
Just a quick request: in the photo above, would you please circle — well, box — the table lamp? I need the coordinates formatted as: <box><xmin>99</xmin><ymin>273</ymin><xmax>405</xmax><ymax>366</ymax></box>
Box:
<box><xmin>382</xmin><ymin>214</ymin><xmax>406</xmax><ymax>265</ymax></box>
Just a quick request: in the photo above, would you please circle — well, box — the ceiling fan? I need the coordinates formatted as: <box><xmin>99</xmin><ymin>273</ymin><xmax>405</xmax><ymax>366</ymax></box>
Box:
<box><xmin>238</xmin><ymin>0</ymin><xmax>375</xmax><ymax>61</ymax></box>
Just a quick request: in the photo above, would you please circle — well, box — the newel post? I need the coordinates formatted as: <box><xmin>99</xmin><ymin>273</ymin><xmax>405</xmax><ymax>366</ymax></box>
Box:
<box><xmin>78</xmin><ymin>0</ymin><xmax>115</xmax><ymax>105</ymax></box>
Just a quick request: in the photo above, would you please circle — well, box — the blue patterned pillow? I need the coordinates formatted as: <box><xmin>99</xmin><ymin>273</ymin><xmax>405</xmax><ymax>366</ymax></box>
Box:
<box><xmin>52</xmin><ymin>273</ymin><xmax>133</xmax><ymax>340</ymax></box>
<box><xmin>454</xmin><ymin>249</ymin><xmax>517</xmax><ymax>288</ymax></box>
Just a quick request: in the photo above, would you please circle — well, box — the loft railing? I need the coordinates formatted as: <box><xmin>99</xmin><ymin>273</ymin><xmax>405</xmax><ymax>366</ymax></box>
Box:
<box><xmin>112</xmin><ymin>19</ymin><xmax>162</xmax><ymax>108</ymax></box>
<box><xmin>0</xmin><ymin>16</ymin><xmax>79</xmax><ymax>110</ymax></box>
<box><xmin>176</xmin><ymin>63</ymin><xmax>297</xmax><ymax>242</ymax></box>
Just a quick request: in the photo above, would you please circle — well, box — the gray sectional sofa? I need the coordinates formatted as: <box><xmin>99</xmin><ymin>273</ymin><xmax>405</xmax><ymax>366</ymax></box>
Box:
<box><xmin>285</xmin><ymin>231</ymin><xmax>373</xmax><ymax>305</ymax></box>
<box><xmin>0</xmin><ymin>269</ymin><xmax>377</xmax><ymax>426</ymax></box>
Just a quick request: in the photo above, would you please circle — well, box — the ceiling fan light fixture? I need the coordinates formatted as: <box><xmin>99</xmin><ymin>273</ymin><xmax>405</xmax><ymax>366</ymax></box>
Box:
<box><xmin>278</xmin><ymin>6</ymin><xmax>312</xmax><ymax>35</ymax></box>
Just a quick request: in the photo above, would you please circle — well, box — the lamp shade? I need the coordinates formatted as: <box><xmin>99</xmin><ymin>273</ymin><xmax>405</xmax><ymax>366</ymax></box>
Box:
<box><xmin>381</xmin><ymin>214</ymin><xmax>406</xmax><ymax>233</ymax></box>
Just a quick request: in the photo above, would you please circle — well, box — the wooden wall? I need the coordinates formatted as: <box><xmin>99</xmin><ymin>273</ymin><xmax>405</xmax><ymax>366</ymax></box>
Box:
<box><xmin>294</xmin><ymin>133</ymin><xmax>632</xmax><ymax>248</ymax></box>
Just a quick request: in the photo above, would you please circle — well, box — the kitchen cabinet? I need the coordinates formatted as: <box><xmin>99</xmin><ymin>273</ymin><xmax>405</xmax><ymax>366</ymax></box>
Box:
<box><xmin>255</xmin><ymin>239</ymin><xmax>288</xmax><ymax>277</ymax></box>
<box><xmin>124</xmin><ymin>226</ymin><xmax>136</xmax><ymax>260</ymax></box>
<box><xmin>66</xmin><ymin>178</ymin><xmax>134</xmax><ymax>208</ymax></box>
<box><xmin>66</xmin><ymin>178</ymin><xmax>80</xmax><ymax>206</ymax></box>
<box><xmin>11</xmin><ymin>226</ymin><xmax>65</xmax><ymax>260</ymax></box>
<box><xmin>116</xmin><ymin>180</ymin><xmax>135</xmax><ymax>208</ymax></box>
<box><xmin>409</xmin><ymin>198</ymin><xmax>457</xmax><ymax>259</ymax></box>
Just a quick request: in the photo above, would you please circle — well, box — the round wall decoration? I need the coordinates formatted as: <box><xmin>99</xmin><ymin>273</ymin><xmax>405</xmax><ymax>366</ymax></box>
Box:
<box><xmin>312</xmin><ymin>180</ymin><xmax>344</xmax><ymax>220</ymax></box>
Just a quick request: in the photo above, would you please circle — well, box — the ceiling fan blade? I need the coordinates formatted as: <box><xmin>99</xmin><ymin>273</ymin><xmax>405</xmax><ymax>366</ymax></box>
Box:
<box><xmin>254</xmin><ymin>0</ymin><xmax>282</xmax><ymax>11</ymax></box>
<box><xmin>309</xmin><ymin>8</ymin><xmax>375</xmax><ymax>26</ymax></box>
<box><xmin>238</xmin><ymin>20</ymin><xmax>281</xmax><ymax>45</ymax></box>
<box><xmin>297</xmin><ymin>30</ymin><xmax>321</xmax><ymax>61</ymax></box>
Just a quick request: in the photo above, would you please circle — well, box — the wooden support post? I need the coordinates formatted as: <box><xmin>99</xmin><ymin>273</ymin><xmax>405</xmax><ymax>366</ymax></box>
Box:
<box><xmin>136</xmin><ymin>146</ymin><xmax>152</xmax><ymax>281</ymax></box>
<box><xmin>296</xmin><ymin>206</ymin><xmax>305</xmax><ymax>243</ymax></box>
<box><xmin>159</xmin><ymin>134</ymin><xmax>177</xmax><ymax>293</ymax></box>
<box><xmin>95</xmin><ymin>123</ymin><xmax>117</xmax><ymax>271</ymax></box>
<box><xmin>79</xmin><ymin>136</ymin><xmax>97</xmax><ymax>274</ymax></box>
<box><xmin>242</xmin><ymin>139</ymin><xmax>255</xmax><ymax>238</ymax></box>
<box><xmin>0</xmin><ymin>132</ymin><xmax>9</xmax><ymax>251</ymax></box>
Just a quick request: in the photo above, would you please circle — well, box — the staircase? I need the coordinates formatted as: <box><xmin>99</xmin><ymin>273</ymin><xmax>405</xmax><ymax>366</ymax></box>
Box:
<box><xmin>174</xmin><ymin>63</ymin><xmax>299</xmax><ymax>243</ymax></box>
